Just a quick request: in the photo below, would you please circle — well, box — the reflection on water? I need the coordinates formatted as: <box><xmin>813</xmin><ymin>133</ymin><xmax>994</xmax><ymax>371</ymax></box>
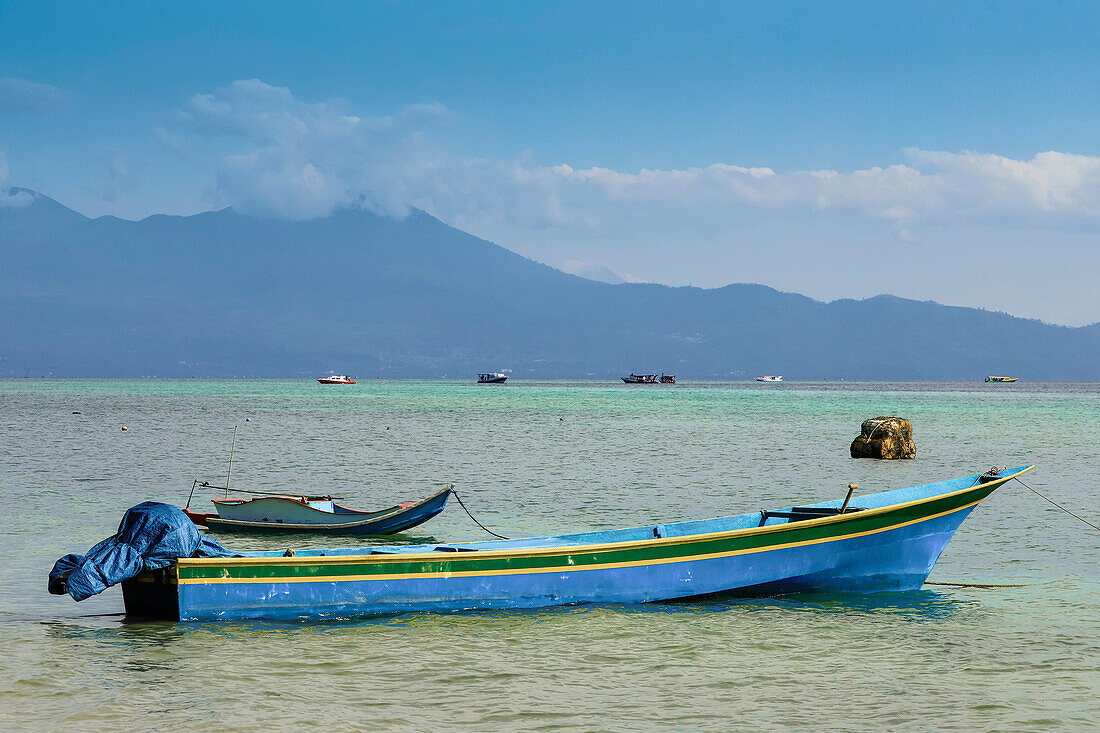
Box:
<box><xmin>673</xmin><ymin>588</ymin><xmax>977</xmax><ymax>621</ymax></box>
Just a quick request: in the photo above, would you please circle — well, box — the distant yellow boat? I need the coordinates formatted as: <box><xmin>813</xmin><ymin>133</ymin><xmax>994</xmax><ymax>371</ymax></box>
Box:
<box><xmin>985</xmin><ymin>376</ymin><xmax>1018</xmax><ymax>383</ymax></box>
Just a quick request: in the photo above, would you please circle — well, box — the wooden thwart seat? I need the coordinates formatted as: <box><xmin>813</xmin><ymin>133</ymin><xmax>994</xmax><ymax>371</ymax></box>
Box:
<box><xmin>759</xmin><ymin>506</ymin><xmax>864</xmax><ymax>526</ymax></box>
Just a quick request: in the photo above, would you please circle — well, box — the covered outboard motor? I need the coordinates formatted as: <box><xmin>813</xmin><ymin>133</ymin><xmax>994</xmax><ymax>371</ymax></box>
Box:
<box><xmin>49</xmin><ymin>502</ymin><xmax>235</xmax><ymax>601</ymax></box>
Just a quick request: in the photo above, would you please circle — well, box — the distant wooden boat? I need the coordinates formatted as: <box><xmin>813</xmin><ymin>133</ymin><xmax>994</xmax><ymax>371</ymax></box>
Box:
<box><xmin>183</xmin><ymin>484</ymin><xmax>452</xmax><ymax>536</ymax></box>
<box><xmin>756</xmin><ymin>375</ymin><xmax>783</xmax><ymax>382</ymax></box>
<box><xmin>985</xmin><ymin>376</ymin><xmax>1018</xmax><ymax>383</ymax></box>
<box><xmin>622</xmin><ymin>373</ymin><xmax>659</xmax><ymax>384</ymax></box>
<box><xmin>122</xmin><ymin>466</ymin><xmax>1033</xmax><ymax>621</ymax></box>
<box><xmin>477</xmin><ymin>373</ymin><xmax>508</xmax><ymax>384</ymax></box>
<box><xmin>317</xmin><ymin>375</ymin><xmax>356</xmax><ymax>384</ymax></box>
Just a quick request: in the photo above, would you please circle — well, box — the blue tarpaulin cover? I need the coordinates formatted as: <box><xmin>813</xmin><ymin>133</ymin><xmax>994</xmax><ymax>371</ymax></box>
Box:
<box><xmin>49</xmin><ymin>502</ymin><xmax>235</xmax><ymax>601</ymax></box>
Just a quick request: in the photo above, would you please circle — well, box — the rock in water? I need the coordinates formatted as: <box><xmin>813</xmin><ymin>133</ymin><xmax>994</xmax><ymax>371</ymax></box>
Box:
<box><xmin>850</xmin><ymin>416</ymin><xmax>916</xmax><ymax>459</ymax></box>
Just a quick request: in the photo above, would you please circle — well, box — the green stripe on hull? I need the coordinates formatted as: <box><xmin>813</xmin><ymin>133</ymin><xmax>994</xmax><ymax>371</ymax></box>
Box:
<box><xmin>179</xmin><ymin>480</ymin><xmax>1000</xmax><ymax>582</ymax></box>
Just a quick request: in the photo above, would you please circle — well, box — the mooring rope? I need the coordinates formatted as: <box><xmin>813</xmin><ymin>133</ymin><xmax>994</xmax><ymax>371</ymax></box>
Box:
<box><xmin>1013</xmin><ymin>476</ymin><xmax>1100</xmax><ymax>532</ymax></box>
<box><xmin>447</xmin><ymin>472</ymin><xmax>1096</xmax><ymax>553</ymax></box>
<box><xmin>450</xmin><ymin>487</ymin><xmax>510</xmax><ymax>540</ymax></box>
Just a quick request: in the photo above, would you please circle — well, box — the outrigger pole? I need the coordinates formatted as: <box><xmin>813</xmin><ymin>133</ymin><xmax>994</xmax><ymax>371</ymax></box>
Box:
<box><xmin>225</xmin><ymin>425</ymin><xmax>238</xmax><ymax>500</ymax></box>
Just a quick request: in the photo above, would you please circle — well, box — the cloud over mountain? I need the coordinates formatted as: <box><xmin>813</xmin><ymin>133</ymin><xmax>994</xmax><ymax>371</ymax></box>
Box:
<box><xmin>0</xmin><ymin>153</ymin><xmax>34</xmax><ymax>208</ymax></box>
<box><xmin>108</xmin><ymin>79</ymin><xmax>1099</xmax><ymax>324</ymax></box>
<box><xmin>172</xmin><ymin>79</ymin><xmax>451</xmax><ymax>219</ymax></box>
<box><xmin>170</xmin><ymin>79</ymin><xmax>1100</xmax><ymax>230</ymax></box>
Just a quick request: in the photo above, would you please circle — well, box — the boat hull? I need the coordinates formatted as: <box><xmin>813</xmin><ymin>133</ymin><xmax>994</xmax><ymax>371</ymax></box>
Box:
<box><xmin>128</xmin><ymin>467</ymin><xmax>1030</xmax><ymax>621</ymax></box>
<box><xmin>176</xmin><ymin>507</ymin><xmax>974</xmax><ymax>620</ymax></box>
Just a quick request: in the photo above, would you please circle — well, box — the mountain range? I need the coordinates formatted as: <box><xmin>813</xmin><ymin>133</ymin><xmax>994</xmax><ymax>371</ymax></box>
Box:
<box><xmin>2</xmin><ymin>187</ymin><xmax>1097</xmax><ymax>379</ymax></box>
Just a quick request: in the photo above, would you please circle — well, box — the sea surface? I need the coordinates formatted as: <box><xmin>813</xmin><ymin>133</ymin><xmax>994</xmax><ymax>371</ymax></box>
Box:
<box><xmin>1</xmin><ymin>379</ymin><xmax>1097</xmax><ymax>731</ymax></box>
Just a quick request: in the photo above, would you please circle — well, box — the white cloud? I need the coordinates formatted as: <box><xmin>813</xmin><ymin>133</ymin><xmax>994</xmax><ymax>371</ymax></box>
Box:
<box><xmin>93</xmin><ymin>150</ymin><xmax>138</xmax><ymax>203</ymax></box>
<box><xmin>499</xmin><ymin>153</ymin><xmax>1100</xmax><ymax>227</ymax></box>
<box><xmin>172</xmin><ymin>79</ymin><xmax>1100</xmax><ymax>233</ymax></box>
<box><xmin>904</xmin><ymin>148</ymin><xmax>1100</xmax><ymax>216</ymax></box>
<box><xmin>172</xmin><ymin>79</ymin><xmax>450</xmax><ymax>219</ymax></box>
<box><xmin>0</xmin><ymin>78</ymin><xmax>71</xmax><ymax>113</ymax></box>
<box><xmin>0</xmin><ymin>153</ymin><xmax>33</xmax><ymax>208</ymax></box>
<box><xmin>560</xmin><ymin>260</ymin><xmax>627</xmax><ymax>284</ymax></box>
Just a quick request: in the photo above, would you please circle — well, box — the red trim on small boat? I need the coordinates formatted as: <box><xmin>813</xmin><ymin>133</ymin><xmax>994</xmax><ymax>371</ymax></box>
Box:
<box><xmin>184</xmin><ymin>509</ymin><xmax>213</xmax><ymax>527</ymax></box>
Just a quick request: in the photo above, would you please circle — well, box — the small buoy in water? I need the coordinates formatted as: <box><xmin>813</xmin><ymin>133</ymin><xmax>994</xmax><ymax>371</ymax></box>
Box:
<box><xmin>245</xmin><ymin>418</ymin><xmax>252</xmax><ymax>422</ymax></box>
<box><xmin>121</xmin><ymin>425</ymin><xmax>128</xmax><ymax>431</ymax></box>
<box><xmin>559</xmin><ymin>417</ymin><xmax>565</xmax><ymax>421</ymax></box>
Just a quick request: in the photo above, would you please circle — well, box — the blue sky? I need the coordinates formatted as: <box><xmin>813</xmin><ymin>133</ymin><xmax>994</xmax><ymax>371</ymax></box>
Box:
<box><xmin>2</xmin><ymin>1</ymin><xmax>1099</xmax><ymax>324</ymax></box>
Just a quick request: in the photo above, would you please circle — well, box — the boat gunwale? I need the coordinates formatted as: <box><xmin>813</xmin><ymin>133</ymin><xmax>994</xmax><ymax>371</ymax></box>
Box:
<box><xmin>211</xmin><ymin>485</ymin><xmax>450</xmax><ymax>520</ymax></box>
<box><xmin>177</xmin><ymin>466</ymin><xmax>1032</xmax><ymax>568</ymax></box>
<box><xmin>205</xmin><ymin>486</ymin><xmax>452</xmax><ymax>530</ymax></box>
<box><xmin>212</xmin><ymin>496</ymin><xmax>369</xmax><ymax>517</ymax></box>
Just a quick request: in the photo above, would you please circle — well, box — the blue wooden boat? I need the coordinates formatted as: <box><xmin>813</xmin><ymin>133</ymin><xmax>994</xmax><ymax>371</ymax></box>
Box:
<box><xmin>124</xmin><ymin>466</ymin><xmax>1032</xmax><ymax>621</ymax></box>
<box><xmin>184</xmin><ymin>485</ymin><xmax>452</xmax><ymax>536</ymax></box>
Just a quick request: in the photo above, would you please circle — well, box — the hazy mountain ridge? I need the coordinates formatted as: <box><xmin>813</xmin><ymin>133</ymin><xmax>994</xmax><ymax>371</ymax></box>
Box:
<box><xmin>2</xmin><ymin>188</ymin><xmax>1097</xmax><ymax>379</ymax></box>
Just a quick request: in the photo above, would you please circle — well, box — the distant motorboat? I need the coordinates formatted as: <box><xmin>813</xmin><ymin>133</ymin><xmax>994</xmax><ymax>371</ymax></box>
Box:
<box><xmin>622</xmin><ymin>373</ymin><xmax>659</xmax><ymax>384</ymax></box>
<box><xmin>985</xmin><ymin>376</ymin><xmax>1018</xmax><ymax>383</ymax></box>
<box><xmin>317</xmin><ymin>375</ymin><xmax>356</xmax><ymax>384</ymax></box>
<box><xmin>659</xmin><ymin>374</ymin><xmax>676</xmax><ymax>384</ymax></box>
<box><xmin>478</xmin><ymin>373</ymin><xmax>508</xmax><ymax>384</ymax></box>
<box><xmin>756</xmin><ymin>375</ymin><xmax>783</xmax><ymax>382</ymax></box>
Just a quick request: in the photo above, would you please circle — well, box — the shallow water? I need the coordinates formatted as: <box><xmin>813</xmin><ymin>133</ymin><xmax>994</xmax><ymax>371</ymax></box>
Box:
<box><xmin>1</xmin><ymin>380</ymin><xmax>1097</xmax><ymax>731</ymax></box>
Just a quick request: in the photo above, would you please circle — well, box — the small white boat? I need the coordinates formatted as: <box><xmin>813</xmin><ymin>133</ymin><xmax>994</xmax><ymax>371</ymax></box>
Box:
<box><xmin>317</xmin><ymin>375</ymin><xmax>356</xmax><ymax>384</ymax></box>
<box><xmin>478</xmin><ymin>373</ymin><xmax>508</xmax><ymax>384</ymax></box>
<box><xmin>756</xmin><ymin>376</ymin><xmax>783</xmax><ymax>382</ymax></box>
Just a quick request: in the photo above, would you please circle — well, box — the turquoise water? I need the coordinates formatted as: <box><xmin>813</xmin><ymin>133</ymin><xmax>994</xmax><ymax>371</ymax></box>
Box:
<box><xmin>1</xmin><ymin>380</ymin><xmax>1097</xmax><ymax>731</ymax></box>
